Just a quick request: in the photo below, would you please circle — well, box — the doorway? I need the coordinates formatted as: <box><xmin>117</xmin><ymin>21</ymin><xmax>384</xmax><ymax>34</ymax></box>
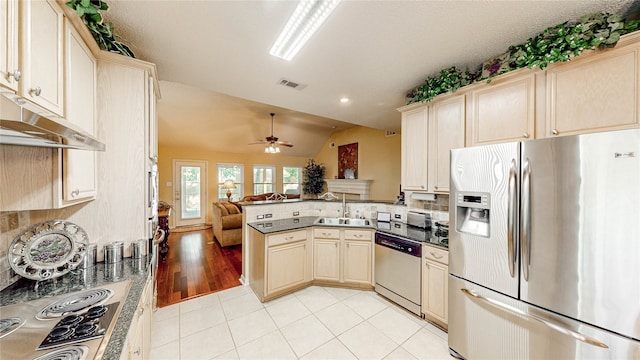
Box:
<box><xmin>173</xmin><ymin>160</ymin><xmax>207</xmax><ymax>227</ymax></box>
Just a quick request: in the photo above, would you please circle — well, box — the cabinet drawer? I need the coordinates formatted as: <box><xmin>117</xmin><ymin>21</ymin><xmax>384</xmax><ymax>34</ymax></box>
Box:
<box><xmin>424</xmin><ymin>245</ymin><xmax>449</xmax><ymax>265</ymax></box>
<box><xmin>344</xmin><ymin>229</ymin><xmax>372</xmax><ymax>241</ymax></box>
<box><xmin>267</xmin><ymin>230</ymin><xmax>307</xmax><ymax>247</ymax></box>
<box><xmin>313</xmin><ymin>228</ymin><xmax>340</xmax><ymax>239</ymax></box>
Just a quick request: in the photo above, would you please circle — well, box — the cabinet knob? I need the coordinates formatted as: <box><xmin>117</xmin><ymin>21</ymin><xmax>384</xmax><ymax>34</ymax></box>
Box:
<box><xmin>71</xmin><ymin>189</ymin><xmax>80</xmax><ymax>197</ymax></box>
<box><xmin>335</xmin><ymin>243</ymin><xmax>338</xmax><ymax>248</ymax></box>
<box><xmin>522</xmin><ymin>132</ymin><xmax>530</xmax><ymax>138</ymax></box>
<box><xmin>552</xmin><ymin>129</ymin><xmax>559</xmax><ymax>135</ymax></box>
<box><xmin>420</xmin><ymin>185</ymin><xmax>425</xmax><ymax>189</ymax></box>
<box><xmin>9</xmin><ymin>69</ymin><xmax>21</xmax><ymax>82</ymax></box>
<box><xmin>30</xmin><ymin>86</ymin><xmax>42</xmax><ymax>96</ymax></box>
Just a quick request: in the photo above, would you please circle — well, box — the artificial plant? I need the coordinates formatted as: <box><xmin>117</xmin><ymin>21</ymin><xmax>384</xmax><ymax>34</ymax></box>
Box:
<box><xmin>406</xmin><ymin>12</ymin><xmax>640</xmax><ymax>104</ymax></box>
<box><xmin>302</xmin><ymin>159</ymin><xmax>326</xmax><ymax>196</ymax></box>
<box><xmin>66</xmin><ymin>0</ymin><xmax>135</xmax><ymax>58</ymax></box>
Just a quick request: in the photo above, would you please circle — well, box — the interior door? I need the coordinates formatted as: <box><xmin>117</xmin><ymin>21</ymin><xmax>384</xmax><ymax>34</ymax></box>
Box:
<box><xmin>173</xmin><ymin>160</ymin><xmax>207</xmax><ymax>227</ymax></box>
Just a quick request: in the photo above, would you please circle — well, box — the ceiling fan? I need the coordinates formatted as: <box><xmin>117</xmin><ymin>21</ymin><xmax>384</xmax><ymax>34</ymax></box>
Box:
<box><xmin>249</xmin><ymin>113</ymin><xmax>293</xmax><ymax>153</ymax></box>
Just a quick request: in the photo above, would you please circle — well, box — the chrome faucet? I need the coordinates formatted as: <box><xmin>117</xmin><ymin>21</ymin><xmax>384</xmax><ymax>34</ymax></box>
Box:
<box><xmin>342</xmin><ymin>193</ymin><xmax>350</xmax><ymax>218</ymax></box>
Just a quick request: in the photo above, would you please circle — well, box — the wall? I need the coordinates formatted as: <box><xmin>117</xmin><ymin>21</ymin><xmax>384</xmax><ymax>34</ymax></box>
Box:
<box><xmin>157</xmin><ymin>145</ymin><xmax>309</xmax><ymax>226</ymax></box>
<box><xmin>315</xmin><ymin>126</ymin><xmax>401</xmax><ymax>201</ymax></box>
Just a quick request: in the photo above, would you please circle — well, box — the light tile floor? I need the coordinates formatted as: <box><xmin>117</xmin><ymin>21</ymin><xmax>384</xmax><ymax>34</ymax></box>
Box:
<box><xmin>149</xmin><ymin>285</ymin><xmax>450</xmax><ymax>360</ymax></box>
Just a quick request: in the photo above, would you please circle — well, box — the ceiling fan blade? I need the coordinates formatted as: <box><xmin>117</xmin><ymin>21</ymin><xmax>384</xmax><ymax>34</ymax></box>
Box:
<box><xmin>277</xmin><ymin>142</ymin><xmax>294</xmax><ymax>147</ymax></box>
<box><xmin>248</xmin><ymin>141</ymin><xmax>267</xmax><ymax>145</ymax></box>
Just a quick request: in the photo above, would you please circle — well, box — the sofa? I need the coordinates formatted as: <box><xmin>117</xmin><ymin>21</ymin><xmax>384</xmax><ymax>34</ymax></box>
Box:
<box><xmin>240</xmin><ymin>192</ymin><xmax>300</xmax><ymax>202</ymax></box>
<box><xmin>212</xmin><ymin>201</ymin><xmax>243</xmax><ymax>247</ymax></box>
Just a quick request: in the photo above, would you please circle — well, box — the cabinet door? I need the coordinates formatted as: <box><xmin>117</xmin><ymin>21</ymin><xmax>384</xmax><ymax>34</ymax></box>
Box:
<box><xmin>401</xmin><ymin>106</ymin><xmax>429</xmax><ymax>191</ymax></box>
<box><xmin>313</xmin><ymin>239</ymin><xmax>340</xmax><ymax>281</ymax></box>
<box><xmin>267</xmin><ymin>241</ymin><xmax>307</xmax><ymax>294</ymax></box>
<box><xmin>430</xmin><ymin>95</ymin><xmax>465</xmax><ymax>193</ymax></box>
<box><xmin>62</xmin><ymin>19</ymin><xmax>96</xmax><ymax>202</ymax></box>
<box><xmin>422</xmin><ymin>259</ymin><xmax>448</xmax><ymax>326</ymax></box>
<box><xmin>343</xmin><ymin>240</ymin><xmax>372</xmax><ymax>284</ymax></box>
<box><xmin>468</xmin><ymin>72</ymin><xmax>535</xmax><ymax>146</ymax></box>
<box><xmin>19</xmin><ymin>0</ymin><xmax>64</xmax><ymax>115</ymax></box>
<box><xmin>546</xmin><ymin>46</ymin><xmax>640</xmax><ymax>137</ymax></box>
<box><xmin>0</xmin><ymin>0</ymin><xmax>18</xmax><ymax>91</ymax></box>
<box><xmin>146</xmin><ymin>73</ymin><xmax>158</xmax><ymax>163</ymax></box>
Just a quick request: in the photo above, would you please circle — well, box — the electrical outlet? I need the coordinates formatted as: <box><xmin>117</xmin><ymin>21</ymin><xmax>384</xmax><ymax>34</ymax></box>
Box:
<box><xmin>265</xmin><ymin>213</ymin><xmax>272</xmax><ymax>218</ymax></box>
<box><xmin>394</xmin><ymin>214</ymin><xmax>401</xmax><ymax>219</ymax></box>
<box><xmin>293</xmin><ymin>211</ymin><xmax>299</xmax><ymax>216</ymax></box>
<box><xmin>265</xmin><ymin>222</ymin><xmax>273</xmax><ymax>228</ymax></box>
<box><xmin>293</xmin><ymin>218</ymin><xmax>300</xmax><ymax>224</ymax></box>
<box><xmin>257</xmin><ymin>214</ymin><xmax>264</xmax><ymax>220</ymax></box>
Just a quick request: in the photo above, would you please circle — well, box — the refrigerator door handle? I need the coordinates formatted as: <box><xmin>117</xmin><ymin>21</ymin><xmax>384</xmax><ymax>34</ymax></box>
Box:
<box><xmin>460</xmin><ymin>288</ymin><xmax>609</xmax><ymax>349</ymax></box>
<box><xmin>521</xmin><ymin>159</ymin><xmax>532</xmax><ymax>281</ymax></box>
<box><xmin>507</xmin><ymin>159</ymin><xmax>518</xmax><ymax>278</ymax></box>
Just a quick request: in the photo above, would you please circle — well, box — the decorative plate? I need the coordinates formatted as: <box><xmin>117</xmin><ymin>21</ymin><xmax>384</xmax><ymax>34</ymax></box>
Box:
<box><xmin>8</xmin><ymin>220</ymin><xmax>89</xmax><ymax>281</ymax></box>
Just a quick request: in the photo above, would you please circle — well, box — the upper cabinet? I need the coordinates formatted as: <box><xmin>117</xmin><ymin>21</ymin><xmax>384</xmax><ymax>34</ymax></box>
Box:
<box><xmin>146</xmin><ymin>74</ymin><xmax>158</xmax><ymax>164</ymax></box>
<box><xmin>62</xmin><ymin>18</ymin><xmax>97</xmax><ymax>203</ymax></box>
<box><xmin>400</xmin><ymin>94</ymin><xmax>465</xmax><ymax>194</ymax></box>
<box><xmin>0</xmin><ymin>0</ymin><xmax>19</xmax><ymax>92</ymax></box>
<box><xmin>401</xmin><ymin>106</ymin><xmax>429</xmax><ymax>191</ymax></box>
<box><xmin>467</xmin><ymin>71</ymin><xmax>536</xmax><ymax>146</ymax></box>
<box><xmin>546</xmin><ymin>35</ymin><xmax>640</xmax><ymax>137</ymax></box>
<box><xmin>429</xmin><ymin>95</ymin><xmax>465</xmax><ymax>193</ymax></box>
<box><xmin>19</xmin><ymin>0</ymin><xmax>65</xmax><ymax>115</ymax></box>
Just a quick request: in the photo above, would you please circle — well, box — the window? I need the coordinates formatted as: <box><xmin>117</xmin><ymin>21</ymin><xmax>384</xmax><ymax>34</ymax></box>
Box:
<box><xmin>217</xmin><ymin>164</ymin><xmax>243</xmax><ymax>201</ymax></box>
<box><xmin>253</xmin><ymin>165</ymin><xmax>275</xmax><ymax>194</ymax></box>
<box><xmin>283</xmin><ymin>166</ymin><xmax>302</xmax><ymax>194</ymax></box>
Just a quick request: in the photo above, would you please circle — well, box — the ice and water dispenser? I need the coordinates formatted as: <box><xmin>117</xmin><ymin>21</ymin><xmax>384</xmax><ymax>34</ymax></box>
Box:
<box><xmin>455</xmin><ymin>192</ymin><xmax>491</xmax><ymax>237</ymax></box>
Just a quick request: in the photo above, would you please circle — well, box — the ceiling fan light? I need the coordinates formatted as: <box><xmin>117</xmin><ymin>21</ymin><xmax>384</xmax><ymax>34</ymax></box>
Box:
<box><xmin>270</xmin><ymin>0</ymin><xmax>342</xmax><ymax>61</ymax></box>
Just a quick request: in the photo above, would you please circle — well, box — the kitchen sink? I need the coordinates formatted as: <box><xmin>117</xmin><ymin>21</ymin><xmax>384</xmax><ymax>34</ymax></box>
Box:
<box><xmin>313</xmin><ymin>217</ymin><xmax>371</xmax><ymax>227</ymax></box>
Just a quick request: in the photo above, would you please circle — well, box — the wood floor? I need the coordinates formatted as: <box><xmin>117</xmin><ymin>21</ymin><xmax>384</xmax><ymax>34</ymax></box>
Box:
<box><xmin>156</xmin><ymin>228</ymin><xmax>242</xmax><ymax>308</ymax></box>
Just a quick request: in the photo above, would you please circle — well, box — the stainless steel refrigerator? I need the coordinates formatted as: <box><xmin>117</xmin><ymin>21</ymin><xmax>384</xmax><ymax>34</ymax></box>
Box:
<box><xmin>448</xmin><ymin>128</ymin><xmax>640</xmax><ymax>359</ymax></box>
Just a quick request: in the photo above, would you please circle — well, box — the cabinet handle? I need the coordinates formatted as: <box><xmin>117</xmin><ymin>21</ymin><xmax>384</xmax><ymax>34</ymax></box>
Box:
<box><xmin>134</xmin><ymin>348</ymin><xmax>141</xmax><ymax>355</ymax></box>
<box><xmin>522</xmin><ymin>132</ymin><xmax>529</xmax><ymax>138</ymax></box>
<box><xmin>434</xmin><ymin>186</ymin><xmax>438</xmax><ymax>190</ymax></box>
<box><xmin>353</xmin><ymin>234</ymin><xmax>363</xmax><ymax>238</ymax></box>
<box><xmin>30</xmin><ymin>86</ymin><xmax>42</xmax><ymax>96</ymax></box>
<box><xmin>9</xmin><ymin>69</ymin><xmax>21</xmax><ymax>82</ymax></box>
<box><xmin>322</xmin><ymin>232</ymin><xmax>331</xmax><ymax>236</ymax></box>
<box><xmin>71</xmin><ymin>189</ymin><xmax>80</xmax><ymax>197</ymax></box>
<box><xmin>285</xmin><ymin>236</ymin><xmax>293</xmax><ymax>240</ymax></box>
<box><xmin>552</xmin><ymin>129</ymin><xmax>559</xmax><ymax>135</ymax></box>
<box><xmin>335</xmin><ymin>243</ymin><xmax>338</xmax><ymax>248</ymax></box>
<box><xmin>430</xmin><ymin>252</ymin><xmax>443</xmax><ymax>259</ymax></box>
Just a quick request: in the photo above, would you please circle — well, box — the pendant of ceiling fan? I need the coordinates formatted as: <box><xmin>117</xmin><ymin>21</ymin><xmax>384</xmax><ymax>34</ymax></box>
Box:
<box><xmin>248</xmin><ymin>113</ymin><xmax>294</xmax><ymax>148</ymax></box>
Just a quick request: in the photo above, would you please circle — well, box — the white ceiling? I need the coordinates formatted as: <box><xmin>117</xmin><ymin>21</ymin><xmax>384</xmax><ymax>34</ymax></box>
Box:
<box><xmin>104</xmin><ymin>0</ymin><xmax>639</xmax><ymax>157</ymax></box>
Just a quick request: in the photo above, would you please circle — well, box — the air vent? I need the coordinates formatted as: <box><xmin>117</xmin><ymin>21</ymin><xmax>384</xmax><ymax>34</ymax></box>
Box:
<box><xmin>278</xmin><ymin>78</ymin><xmax>307</xmax><ymax>90</ymax></box>
<box><xmin>385</xmin><ymin>131</ymin><xmax>397</xmax><ymax>137</ymax></box>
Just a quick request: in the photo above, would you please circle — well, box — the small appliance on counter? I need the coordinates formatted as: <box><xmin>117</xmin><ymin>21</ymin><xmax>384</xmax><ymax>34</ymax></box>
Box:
<box><xmin>407</xmin><ymin>211</ymin><xmax>431</xmax><ymax>229</ymax></box>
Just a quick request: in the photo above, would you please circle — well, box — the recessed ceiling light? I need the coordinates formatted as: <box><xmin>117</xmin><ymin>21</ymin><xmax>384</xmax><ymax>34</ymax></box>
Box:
<box><xmin>340</xmin><ymin>97</ymin><xmax>349</xmax><ymax>103</ymax></box>
<box><xmin>270</xmin><ymin>0</ymin><xmax>342</xmax><ymax>61</ymax></box>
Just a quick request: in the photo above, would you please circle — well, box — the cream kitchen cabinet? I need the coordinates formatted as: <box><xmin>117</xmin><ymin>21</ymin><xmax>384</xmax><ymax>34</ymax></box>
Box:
<box><xmin>399</xmin><ymin>94</ymin><xmax>464</xmax><ymax>194</ymax></box>
<box><xmin>313</xmin><ymin>227</ymin><xmax>373</xmax><ymax>286</ymax></box>
<box><xmin>422</xmin><ymin>244</ymin><xmax>448</xmax><ymax>329</ymax></box>
<box><xmin>401</xmin><ymin>106</ymin><xmax>429</xmax><ymax>191</ymax></box>
<box><xmin>249</xmin><ymin>228</ymin><xmax>312</xmax><ymax>301</ymax></box>
<box><xmin>124</xmin><ymin>273</ymin><xmax>153</xmax><ymax>360</ymax></box>
<box><xmin>18</xmin><ymin>0</ymin><xmax>65</xmax><ymax>115</ymax></box>
<box><xmin>467</xmin><ymin>70</ymin><xmax>536</xmax><ymax>146</ymax></box>
<box><xmin>428</xmin><ymin>94</ymin><xmax>465</xmax><ymax>193</ymax></box>
<box><xmin>546</xmin><ymin>33</ymin><xmax>640</xmax><ymax>137</ymax></box>
<box><xmin>62</xmin><ymin>18</ymin><xmax>97</xmax><ymax>203</ymax></box>
<box><xmin>313</xmin><ymin>228</ymin><xmax>341</xmax><ymax>282</ymax></box>
<box><xmin>0</xmin><ymin>0</ymin><xmax>18</xmax><ymax>92</ymax></box>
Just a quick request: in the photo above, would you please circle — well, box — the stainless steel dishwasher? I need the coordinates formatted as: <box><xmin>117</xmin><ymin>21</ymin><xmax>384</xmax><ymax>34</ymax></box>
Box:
<box><xmin>374</xmin><ymin>232</ymin><xmax>422</xmax><ymax>315</ymax></box>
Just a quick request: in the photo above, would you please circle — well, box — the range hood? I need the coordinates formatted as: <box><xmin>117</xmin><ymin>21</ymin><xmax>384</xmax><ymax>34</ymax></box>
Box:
<box><xmin>0</xmin><ymin>94</ymin><xmax>105</xmax><ymax>151</ymax></box>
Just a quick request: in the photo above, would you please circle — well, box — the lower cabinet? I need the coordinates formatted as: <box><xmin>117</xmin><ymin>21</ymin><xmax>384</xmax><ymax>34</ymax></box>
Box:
<box><xmin>124</xmin><ymin>274</ymin><xmax>153</xmax><ymax>359</ymax></box>
<box><xmin>422</xmin><ymin>244</ymin><xmax>449</xmax><ymax>329</ymax></box>
<box><xmin>313</xmin><ymin>228</ymin><xmax>373</xmax><ymax>286</ymax></box>
<box><xmin>249</xmin><ymin>228</ymin><xmax>312</xmax><ymax>301</ymax></box>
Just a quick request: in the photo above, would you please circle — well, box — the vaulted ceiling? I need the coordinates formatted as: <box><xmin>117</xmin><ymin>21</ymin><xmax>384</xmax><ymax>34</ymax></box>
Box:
<box><xmin>104</xmin><ymin>0</ymin><xmax>639</xmax><ymax>157</ymax></box>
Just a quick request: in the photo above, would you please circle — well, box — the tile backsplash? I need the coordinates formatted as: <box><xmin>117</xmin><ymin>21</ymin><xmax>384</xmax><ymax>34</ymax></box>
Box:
<box><xmin>0</xmin><ymin>211</ymin><xmax>30</xmax><ymax>289</ymax></box>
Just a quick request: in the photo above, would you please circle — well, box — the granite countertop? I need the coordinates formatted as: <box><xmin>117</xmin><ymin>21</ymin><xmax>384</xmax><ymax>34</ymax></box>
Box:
<box><xmin>0</xmin><ymin>256</ymin><xmax>152</xmax><ymax>360</ymax></box>
<box><xmin>248</xmin><ymin>217</ymin><xmax>448</xmax><ymax>249</ymax></box>
<box><xmin>240</xmin><ymin>199</ymin><xmax>395</xmax><ymax>206</ymax></box>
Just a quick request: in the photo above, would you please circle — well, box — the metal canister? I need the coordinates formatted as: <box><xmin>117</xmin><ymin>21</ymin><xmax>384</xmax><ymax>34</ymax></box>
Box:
<box><xmin>104</xmin><ymin>241</ymin><xmax>124</xmax><ymax>263</ymax></box>
<box><xmin>131</xmin><ymin>239</ymin><xmax>147</xmax><ymax>259</ymax></box>
<box><xmin>80</xmin><ymin>244</ymin><xmax>98</xmax><ymax>269</ymax></box>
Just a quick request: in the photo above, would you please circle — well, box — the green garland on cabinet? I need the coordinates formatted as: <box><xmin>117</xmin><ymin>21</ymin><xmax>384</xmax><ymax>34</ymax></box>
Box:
<box><xmin>406</xmin><ymin>13</ymin><xmax>640</xmax><ymax>105</ymax></box>
<box><xmin>66</xmin><ymin>0</ymin><xmax>135</xmax><ymax>58</ymax></box>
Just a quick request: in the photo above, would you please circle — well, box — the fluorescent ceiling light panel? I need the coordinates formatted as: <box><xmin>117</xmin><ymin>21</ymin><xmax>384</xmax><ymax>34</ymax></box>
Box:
<box><xmin>270</xmin><ymin>0</ymin><xmax>341</xmax><ymax>61</ymax></box>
